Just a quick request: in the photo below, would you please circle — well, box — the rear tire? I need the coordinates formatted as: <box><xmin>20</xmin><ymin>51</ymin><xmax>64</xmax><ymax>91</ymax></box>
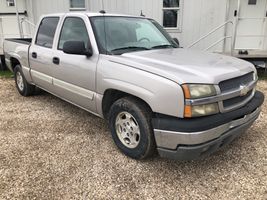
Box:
<box><xmin>14</xmin><ymin>65</ymin><xmax>35</xmax><ymax>96</ymax></box>
<box><xmin>0</xmin><ymin>56</ymin><xmax>7</xmax><ymax>71</ymax></box>
<box><xmin>108</xmin><ymin>97</ymin><xmax>156</xmax><ymax>159</ymax></box>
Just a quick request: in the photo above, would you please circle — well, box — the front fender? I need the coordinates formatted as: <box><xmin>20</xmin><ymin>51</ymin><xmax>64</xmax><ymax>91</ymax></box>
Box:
<box><xmin>97</xmin><ymin>58</ymin><xmax>185</xmax><ymax>118</ymax></box>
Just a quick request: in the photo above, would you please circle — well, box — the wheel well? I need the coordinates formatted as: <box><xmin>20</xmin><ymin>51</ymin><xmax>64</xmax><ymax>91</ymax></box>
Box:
<box><xmin>102</xmin><ymin>89</ymin><xmax>153</xmax><ymax>119</ymax></box>
<box><xmin>10</xmin><ymin>57</ymin><xmax>20</xmax><ymax>71</ymax></box>
<box><xmin>0</xmin><ymin>55</ymin><xmax>6</xmax><ymax>65</ymax></box>
<box><xmin>0</xmin><ymin>55</ymin><xmax>7</xmax><ymax>70</ymax></box>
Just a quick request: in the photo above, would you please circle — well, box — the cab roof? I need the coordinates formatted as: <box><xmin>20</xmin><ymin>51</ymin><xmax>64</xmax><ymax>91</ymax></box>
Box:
<box><xmin>43</xmin><ymin>12</ymin><xmax>145</xmax><ymax>18</ymax></box>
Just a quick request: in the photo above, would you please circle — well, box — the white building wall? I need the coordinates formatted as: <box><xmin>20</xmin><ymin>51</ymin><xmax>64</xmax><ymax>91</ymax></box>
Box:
<box><xmin>179</xmin><ymin>0</ymin><xmax>228</xmax><ymax>51</ymax></box>
<box><xmin>23</xmin><ymin>0</ymin><xmax>229</xmax><ymax>53</ymax></box>
<box><xmin>25</xmin><ymin>0</ymin><xmax>68</xmax><ymax>23</ymax></box>
<box><xmin>0</xmin><ymin>0</ymin><xmax>29</xmax><ymax>54</ymax></box>
<box><xmin>0</xmin><ymin>0</ymin><xmax>26</xmax><ymax>13</ymax></box>
<box><xmin>0</xmin><ymin>0</ymin><xmax>28</xmax><ymax>37</ymax></box>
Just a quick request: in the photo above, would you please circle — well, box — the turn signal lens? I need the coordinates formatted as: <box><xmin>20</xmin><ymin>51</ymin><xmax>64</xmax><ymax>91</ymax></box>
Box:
<box><xmin>182</xmin><ymin>85</ymin><xmax>191</xmax><ymax>99</ymax></box>
<box><xmin>184</xmin><ymin>105</ymin><xmax>192</xmax><ymax>118</ymax></box>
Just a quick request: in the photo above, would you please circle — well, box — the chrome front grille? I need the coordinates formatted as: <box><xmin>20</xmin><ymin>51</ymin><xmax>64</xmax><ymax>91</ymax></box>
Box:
<box><xmin>185</xmin><ymin>72</ymin><xmax>257</xmax><ymax>114</ymax></box>
<box><xmin>219</xmin><ymin>72</ymin><xmax>254</xmax><ymax>93</ymax></box>
<box><xmin>219</xmin><ymin>72</ymin><xmax>255</xmax><ymax>111</ymax></box>
<box><xmin>222</xmin><ymin>90</ymin><xmax>253</xmax><ymax>108</ymax></box>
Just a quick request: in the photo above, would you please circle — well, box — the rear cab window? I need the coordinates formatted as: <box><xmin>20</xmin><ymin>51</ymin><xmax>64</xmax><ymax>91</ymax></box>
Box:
<box><xmin>35</xmin><ymin>17</ymin><xmax>59</xmax><ymax>48</ymax></box>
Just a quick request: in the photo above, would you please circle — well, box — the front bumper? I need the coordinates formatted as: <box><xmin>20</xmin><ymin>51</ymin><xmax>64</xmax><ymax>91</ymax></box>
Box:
<box><xmin>152</xmin><ymin>91</ymin><xmax>264</xmax><ymax>160</ymax></box>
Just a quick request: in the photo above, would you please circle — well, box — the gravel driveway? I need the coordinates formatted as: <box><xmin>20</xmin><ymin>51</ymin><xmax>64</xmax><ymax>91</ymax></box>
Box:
<box><xmin>0</xmin><ymin>78</ymin><xmax>266</xmax><ymax>200</ymax></box>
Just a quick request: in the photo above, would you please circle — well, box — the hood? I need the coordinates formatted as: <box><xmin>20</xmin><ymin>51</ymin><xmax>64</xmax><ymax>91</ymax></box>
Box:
<box><xmin>109</xmin><ymin>48</ymin><xmax>255</xmax><ymax>84</ymax></box>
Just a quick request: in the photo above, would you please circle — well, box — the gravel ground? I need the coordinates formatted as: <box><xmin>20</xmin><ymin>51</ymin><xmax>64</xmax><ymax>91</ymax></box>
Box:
<box><xmin>0</xmin><ymin>78</ymin><xmax>266</xmax><ymax>200</ymax></box>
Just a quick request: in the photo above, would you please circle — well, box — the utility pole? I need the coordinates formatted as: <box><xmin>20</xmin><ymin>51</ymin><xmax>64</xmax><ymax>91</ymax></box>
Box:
<box><xmin>14</xmin><ymin>0</ymin><xmax>23</xmax><ymax>38</ymax></box>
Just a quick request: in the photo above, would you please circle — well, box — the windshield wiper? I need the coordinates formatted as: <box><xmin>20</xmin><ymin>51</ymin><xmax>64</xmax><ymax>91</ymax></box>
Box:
<box><xmin>111</xmin><ymin>46</ymin><xmax>150</xmax><ymax>54</ymax></box>
<box><xmin>151</xmin><ymin>44</ymin><xmax>174</xmax><ymax>49</ymax></box>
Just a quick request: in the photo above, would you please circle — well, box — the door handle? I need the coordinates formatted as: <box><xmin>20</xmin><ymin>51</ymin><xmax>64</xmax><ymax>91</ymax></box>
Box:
<box><xmin>234</xmin><ymin>10</ymin><xmax>237</xmax><ymax>17</ymax></box>
<box><xmin>53</xmin><ymin>57</ymin><xmax>60</xmax><ymax>65</ymax></box>
<box><xmin>32</xmin><ymin>52</ymin><xmax>37</xmax><ymax>59</ymax></box>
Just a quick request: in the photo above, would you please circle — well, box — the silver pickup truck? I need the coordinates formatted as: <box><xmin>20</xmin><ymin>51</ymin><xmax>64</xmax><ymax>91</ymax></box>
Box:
<box><xmin>4</xmin><ymin>12</ymin><xmax>264</xmax><ymax>160</ymax></box>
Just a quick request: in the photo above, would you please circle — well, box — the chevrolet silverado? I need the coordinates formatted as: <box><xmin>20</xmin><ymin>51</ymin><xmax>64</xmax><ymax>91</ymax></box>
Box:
<box><xmin>3</xmin><ymin>12</ymin><xmax>264</xmax><ymax>160</ymax></box>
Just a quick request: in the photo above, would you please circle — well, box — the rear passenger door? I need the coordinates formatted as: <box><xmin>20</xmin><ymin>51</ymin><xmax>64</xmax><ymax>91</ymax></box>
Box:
<box><xmin>52</xmin><ymin>16</ymin><xmax>98</xmax><ymax>113</ymax></box>
<box><xmin>29</xmin><ymin>17</ymin><xmax>59</xmax><ymax>91</ymax></box>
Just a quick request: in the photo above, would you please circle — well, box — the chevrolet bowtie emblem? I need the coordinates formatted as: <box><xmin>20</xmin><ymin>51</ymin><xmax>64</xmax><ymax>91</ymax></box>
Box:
<box><xmin>240</xmin><ymin>85</ymin><xmax>249</xmax><ymax>96</ymax></box>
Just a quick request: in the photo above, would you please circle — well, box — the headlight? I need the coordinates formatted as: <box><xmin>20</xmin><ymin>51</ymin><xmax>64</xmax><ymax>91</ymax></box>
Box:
<box><xmin>182</xmin><ymin>84</ymin><xmax>219</xmax><ymax>117</ymax></box>
<box><xmin>184</xmin><ymin>103</ymin><xmax>219</xmax><ymax>118</ymax></box>
<box><xmin>182</xmin><ymin>84</ymin><xmax>217</xmax><ymax>99</ymax></box>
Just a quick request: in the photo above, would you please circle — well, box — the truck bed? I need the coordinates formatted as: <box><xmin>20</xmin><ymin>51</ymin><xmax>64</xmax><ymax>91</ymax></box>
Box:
<box><xmin>5</xmin><ymin>38</ymin><xmax>32</xmax><ymax>45</ymax></box>
<box><xmin>4</xmin><ymin>38</ymin><xmax>32</xmax><ymax>72</ymax></box>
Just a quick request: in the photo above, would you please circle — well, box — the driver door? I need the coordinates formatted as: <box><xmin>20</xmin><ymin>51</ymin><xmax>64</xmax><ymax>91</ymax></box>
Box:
<box><xmin>52</xmin><ymin>16</ymin><xmax>98</xmax><ymax>113</ymax></box>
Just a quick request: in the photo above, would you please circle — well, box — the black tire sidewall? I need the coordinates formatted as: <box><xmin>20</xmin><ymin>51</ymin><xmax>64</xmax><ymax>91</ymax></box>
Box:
<box><xmin>0</xmin><ymin>56</ymin><xmax>7</xmax><ymax>71</ymax></box>
<box><xmin>109</xmin><ymin>98</ymin><xmax>153</xmax><ymax>159</ymax></box>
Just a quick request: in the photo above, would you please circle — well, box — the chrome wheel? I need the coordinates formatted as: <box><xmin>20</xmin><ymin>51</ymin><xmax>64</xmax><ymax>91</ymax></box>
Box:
<box><xmin>16</xmin><ymin>71</ymin><xmax>24</xmax><ymax>91</ymax></box>
<box><xmin>115</xmin><ymin>111</ymin><xmax>140</xmax><ymax>149</ymax></box>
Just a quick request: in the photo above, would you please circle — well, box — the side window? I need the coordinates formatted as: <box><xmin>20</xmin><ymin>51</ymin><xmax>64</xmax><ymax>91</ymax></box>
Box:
<box><xmin>58</xmin><ymin>17</ymin><xmax>89</xmax><ymax>50</ymax></box>
<box><xmin>35</xmin><ymin>17</ymin><xmax>59</xmax><ymax>48</ymax></box>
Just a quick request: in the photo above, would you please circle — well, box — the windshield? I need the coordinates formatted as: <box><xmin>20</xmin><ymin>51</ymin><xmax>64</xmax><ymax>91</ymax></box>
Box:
<box><xmin>90</xmin><ymin>16</ymin><xmax>178</xmax><ymax>55</ymax></box>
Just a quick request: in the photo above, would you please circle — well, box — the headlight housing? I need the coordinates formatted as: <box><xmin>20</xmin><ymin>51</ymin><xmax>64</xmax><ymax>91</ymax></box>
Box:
<box><xmin>182</xmin><ymin>84</ymin><xmax>217</xmax><ymax>99</ymax></box>
<box><xmin>184</xmin><ymin>104</ymin><xmax>219</xmax><ymax>117</ymax></box>
<box><xmin>182</xmin><ymin>84</ymin><xmax>219</xmax><ymax>118</ymax></box>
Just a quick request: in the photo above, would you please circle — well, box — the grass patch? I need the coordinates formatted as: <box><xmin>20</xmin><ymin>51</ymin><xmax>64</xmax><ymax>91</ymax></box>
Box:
<box><xmin>257</xmin><ymin>69</ymin><xmax>267</xmax><ymax>80</ymax></box>
<box><xmin>0</xmin><ymin>70</ymin><xmax>13</xmax><ymax>78</ymax></box>
<box><xmin>259</xmin><ymin>76</ymin><xmax>267</xmax><ymax>80</ymax></box>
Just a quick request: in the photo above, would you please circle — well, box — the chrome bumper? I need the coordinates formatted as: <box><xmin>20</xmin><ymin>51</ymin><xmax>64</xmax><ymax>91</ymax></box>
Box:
<box><xmin>154</xmin><ymin>107</ymin><xmax>261</xmax><ymax>150</ymax></box>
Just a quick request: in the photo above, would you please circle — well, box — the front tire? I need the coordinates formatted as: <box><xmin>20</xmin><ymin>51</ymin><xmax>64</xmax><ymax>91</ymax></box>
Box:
<box><xmin>108</xmin><ymin>97</ymin><xmax>156</xmax><ymax>159</ymax></box>
<box><xmin>14</xmin><ymin>65</ymin><xmax>35</xmax><ymax>96</ymax></box>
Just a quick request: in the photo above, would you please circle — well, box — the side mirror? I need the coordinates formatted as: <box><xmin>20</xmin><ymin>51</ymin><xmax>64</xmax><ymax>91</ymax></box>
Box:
<box><xmin>173</xmin><ymin>38</ymin><xmax>180</xmax><ymax>47</ymax></box>
<box><xmin>63</xmin><ymin>41</ymin><xmax>93</xmax><ymax>57</ymax></box>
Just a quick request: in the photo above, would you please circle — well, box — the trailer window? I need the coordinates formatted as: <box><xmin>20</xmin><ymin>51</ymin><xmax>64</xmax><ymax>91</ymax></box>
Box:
<box><xmin>35</xmin><ymin>17</ymin><xmax>59</xmax><ymax>48</ymax></box>
<box><xmin>6</xmin><ymin>0</ymin><xmax>15</xmax><ymax>7</ymax></box>
<box><xmin>69</xmin><ymin>0</ymin><xmax>86</xmax><ymax>10</ymax></box>
<box><xmin>163</xmin><ymin>0</ymin><xmax>181</xmax><ymax>29</ymax></box>
<box><xmin>248</xmin><ymin>0</ymin><xmax>257</xmax><ymax>5</ymax></box>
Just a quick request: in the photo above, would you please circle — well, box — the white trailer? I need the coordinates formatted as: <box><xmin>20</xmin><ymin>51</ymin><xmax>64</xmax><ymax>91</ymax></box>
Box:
<box><xmin>0</xmin><ymin>0</ymin><xmax>33</xmax><ymax>69</ymax></box>
<box><xmin>1</xmin><ymin>0</ymin><xmax>267</xmax><ymax>62</ymax></box>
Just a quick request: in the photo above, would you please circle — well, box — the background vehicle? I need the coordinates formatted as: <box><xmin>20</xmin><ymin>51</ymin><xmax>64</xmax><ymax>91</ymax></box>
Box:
<box><xmin>3</xmin><ymin>12</ymin><xmax>264</xmax><ymax>160</ymax></box>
